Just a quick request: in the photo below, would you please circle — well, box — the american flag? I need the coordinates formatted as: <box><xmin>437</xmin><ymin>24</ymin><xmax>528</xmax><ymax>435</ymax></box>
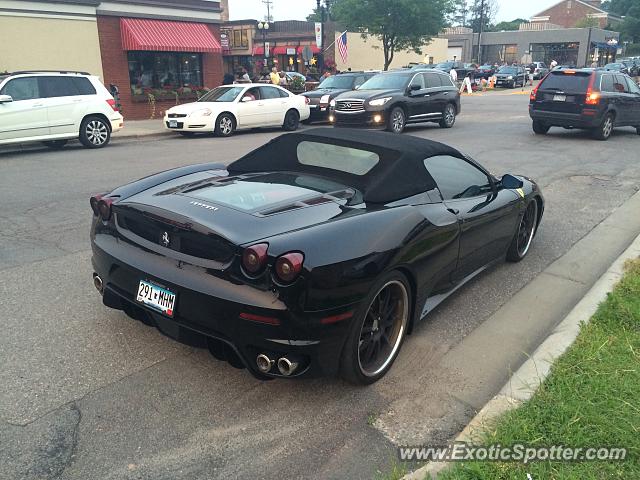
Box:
<box><xmin>337</xmin><ymin>31</ymin><xmax>348</xmax><ymax>63</ymax></box>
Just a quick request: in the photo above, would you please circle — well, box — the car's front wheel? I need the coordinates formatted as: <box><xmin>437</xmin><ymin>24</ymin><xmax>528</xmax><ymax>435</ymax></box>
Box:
<box><xmin>340</xmin><ymin>271</ymin><xmax>411</xmax><ymax>385</ymax></box>
<box><xmin>387</xmin><ymin>107</ymin><xmax>406</xmax><ymax>134</ymax></box>
<box><xmin>439</xmin><ymin>103</ymin><xmax>456</xmax><ymax>128</ymax></box>
<box><xmin>215</xmin><ymin>113</ymin><xmax>235</xmax><ymax>137</ymax></box>
<box><xmin>506</xmin><ymin>200</ymin><xmax>539</xmax><ymax>262</ymax></box>
<box><xmin>79</xmin><ymin>116</ymin><xmax>111</xmax><ymax>148</ymax></box>
<box><xmin>593</xmin><ymin>112</ymin><xmax>614</xmax><ymax>141</ymax></box>
<box><xmin>532</xmin><ymin>120</ymin><xmax>550</xmax><ymax>134</ymax></box>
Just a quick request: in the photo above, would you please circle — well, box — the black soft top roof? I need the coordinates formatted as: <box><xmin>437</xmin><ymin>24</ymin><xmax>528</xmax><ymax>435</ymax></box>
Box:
<box><xmin>227</xmin><ymin>128</ymin><xmax>464</xmax><ymax>204</ymax></box>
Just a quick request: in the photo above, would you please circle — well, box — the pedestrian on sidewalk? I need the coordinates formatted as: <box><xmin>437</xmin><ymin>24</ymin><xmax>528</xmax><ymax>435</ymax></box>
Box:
<box><xmin>270</xmin><ymin>67</ymin><xmax>280</xmax><ymax>85</ymax></box>
<box><xmin>450</xmin><ymin>67</ymin><xmax>458</xmax><ymax>84</ymax></box>
<box><xmin>460</xmin><ymin>71</ymin><xmax>473</xmax><ymax>94</ymax></box>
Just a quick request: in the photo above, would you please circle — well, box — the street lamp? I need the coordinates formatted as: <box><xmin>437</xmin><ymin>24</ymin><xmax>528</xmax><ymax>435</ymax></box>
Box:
<box><xmin>316</xmin><ymin>0</ymin><xmax>324</xmax><ymax>72</ymax></box>
<box><xmin>257</xmin><ymin>21</ymin><xmax>270</xmax><ymax>69</ymax></box>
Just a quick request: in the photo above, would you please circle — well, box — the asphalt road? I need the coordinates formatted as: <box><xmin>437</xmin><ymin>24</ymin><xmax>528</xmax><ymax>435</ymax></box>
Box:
<box><xmin>1</xmin><ymin>91</ymin><xmax>639</xmax><ymax>480</ymax></box>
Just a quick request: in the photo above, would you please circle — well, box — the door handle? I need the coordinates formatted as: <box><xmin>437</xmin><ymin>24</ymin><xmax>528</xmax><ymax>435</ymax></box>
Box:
<box><xmin>73</xmin><ymin>98</ymin><xmax>84</xmax><ymax>103</ymax></box>
<box><xmin>32</xmin><ymin>103</ymin><xmax>44</xmax><ymax>108</ymax></box>
<box><xmin>443</xmin><ymin>92</ymin><xmax>449</xmax><ymax>96</ymax></box>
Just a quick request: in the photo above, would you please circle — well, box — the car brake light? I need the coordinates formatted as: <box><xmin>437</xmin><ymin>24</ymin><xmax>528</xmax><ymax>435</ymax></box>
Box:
<box><xmin>585</xmin><ymin>73</ymin><xmax>599</xmax><ymax>105</ymax></box>
<box><xmin>563</xmin><ymin>70</ymin><xmax>576</xmax><ymax>75</ymax></box>
<box><xmin>530</xmin><ymin>85</ymin><xmax>539</xmax><ymax>102</ymax></box>
<box><xmin>242</xmin><ymin>243</ymin><xmax>269</xmax><ymax>275</ymax></box>
<box><xmin>95</xmin><ymin>197</ymin><xmax>114</xmax><ymax>221</ymax></box>
<box><xmin>274</xmin><ymin>252</ymin><xmax>304</xmax><ymax>283</ymax></box>
<box><xmin>106</xmin><ymin>99</ymin><xmax>118</xmax><ymax>111</ymax></box>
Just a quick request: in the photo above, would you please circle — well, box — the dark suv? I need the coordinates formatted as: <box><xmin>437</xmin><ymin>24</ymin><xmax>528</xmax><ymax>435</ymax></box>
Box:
<box><xmin>301</xmin><ymin>72</ymin><xmax>377</xmax><ymax>123</ymax></box>
<box><xmin>330</xmin><ymin>70</ymin><xmax>461</xmax><ymax>133</ymax></box>
<box><xmin>529</xmin><ymin>68</ymin><xmax>640</xmax><ymax>140</ymax></box>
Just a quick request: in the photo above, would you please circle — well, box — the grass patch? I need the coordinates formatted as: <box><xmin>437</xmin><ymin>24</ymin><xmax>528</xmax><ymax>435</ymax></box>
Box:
<box><xmin>439</xmin><ymin>258</ymin><xmax>640</xmax><ymax>480</ymax></box>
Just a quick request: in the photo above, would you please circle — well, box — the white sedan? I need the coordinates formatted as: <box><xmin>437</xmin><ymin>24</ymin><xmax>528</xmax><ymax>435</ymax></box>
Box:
<box><xmin>163</xmin><ymin>83</ymin><xmax>310</xmax><ymax>137</ymax></box>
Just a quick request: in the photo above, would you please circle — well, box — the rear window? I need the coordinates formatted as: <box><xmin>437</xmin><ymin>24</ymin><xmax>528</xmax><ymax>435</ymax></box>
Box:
<box><xmin>297</xmin><ymin>141</ymin><xmax>380</xmax><ymax>176</ymax></box>
<box><xmin>539</xmin><ymin>72</ymin><xmax>592</xmax><ymax>92</ymax></box>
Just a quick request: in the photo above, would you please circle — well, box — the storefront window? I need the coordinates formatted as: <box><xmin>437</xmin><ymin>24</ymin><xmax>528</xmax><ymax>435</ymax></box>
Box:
<box><xmin>480</xmin><ymin>44</ymin><xmax>519</xmax><ymax>64</ymax></box>
<box><xmin>530</xmin><ymin>43</ymin><xmax>580</xmax><ymax>67</ymax></box>
<box><xmin>232</xmin><ymin>29</ymin><xmax>250</xmax><ymax>48</ymax></box>
<box><xmin>127</xmin><ymin>52</ymin><xmax>203</xmax><ymax>93</ymax></box>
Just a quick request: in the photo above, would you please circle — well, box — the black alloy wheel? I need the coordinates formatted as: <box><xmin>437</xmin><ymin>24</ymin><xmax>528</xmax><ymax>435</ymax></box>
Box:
<box><xmin>340</xmin><ymin>272</ymin><xmax>411</xmax><ymax>384</ymax></box>
<box><xmin>440</xmin><ymin>104</ymin><xmax>456</xmax><ymax>128</ymax></box>
<box><xmin>387</xmin><ymin>107</ymin><xmax>406</xmax><ymax>134</ymax></box>
<box><xmin>593</xmin><ymin>113</ymin><xmax>614</xmax><ymax>141</ymax></box>
<box><xmin>79</xmin><ymin>116</ymin><xmax>110</xmax><ymax>148</ymax></box>
<box><xmin>507</xmin><ymin>200</ymin><xmax>538</xmax><ymax>262</ymax></box>
<box><xmin>215</xmin><ymin>113</ymin><xmax>235</xmax><ymax>137</ymax></box>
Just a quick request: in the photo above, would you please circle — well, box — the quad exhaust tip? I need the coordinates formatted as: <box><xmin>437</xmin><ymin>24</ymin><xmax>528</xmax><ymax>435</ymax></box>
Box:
<box><xmin>256</xmin><ymin>354</ymin><xmax>274</xmax><ymax>373</ymax></box>
<box><xmin>277</xmin><ymin>357</ymin><xmax>299</xmax><ymax>376</ymax></box>
<box><xmin>93</xmin><ymin>274</ymin><xmax>104</xmax><ymax>293</ymax></box>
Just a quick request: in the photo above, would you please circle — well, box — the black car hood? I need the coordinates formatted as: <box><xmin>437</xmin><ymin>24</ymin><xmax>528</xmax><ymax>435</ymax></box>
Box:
<box><xmin>303</xmin><ymin>88</ymin><xmax>349</xmax><ymax>98</ymax></box>
<box><xmin>334</xmin><ymin>89</ymin><xmax>401</xmax><ymax>100</ymax></box>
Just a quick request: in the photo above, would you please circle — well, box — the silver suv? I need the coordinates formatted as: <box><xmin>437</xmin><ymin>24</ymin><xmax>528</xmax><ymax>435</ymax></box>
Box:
<box><xmin>0</xmin><ymin>71</ymin><xmax>124</xmax><ymax>149</ymax></box>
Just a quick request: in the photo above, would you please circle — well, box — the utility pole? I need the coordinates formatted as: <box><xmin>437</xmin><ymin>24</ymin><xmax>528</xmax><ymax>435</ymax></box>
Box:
<box><xmin>476</xmin><ymin>0</ymin><xmax>485</xmax><ymax>64</ymax></box>
<box><xmin>262</xmin><ymin>0</ymin><xmax>273</xmax><ymax>22</ymax></box>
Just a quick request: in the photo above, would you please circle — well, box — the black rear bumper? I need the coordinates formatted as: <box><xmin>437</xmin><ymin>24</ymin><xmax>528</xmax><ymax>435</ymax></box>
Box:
<box><xmin>529</xmin><ymin>107</ymin><xmax>604</xmax><ymax>129</ymax></box>
<box><xmin>91</xmin><ymin>235</ymin><xmax>356</xmax><ymax>380</ymax></box>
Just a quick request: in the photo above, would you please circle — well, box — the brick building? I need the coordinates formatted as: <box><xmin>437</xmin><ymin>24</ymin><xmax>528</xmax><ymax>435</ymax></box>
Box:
<box><xmin>96</xmin><ymin>1</ymin><xmax>224</xmax><ymax>120</ymax></box>
<box><xmin>531</xmin><ymin>0</ymin><xmax>622</xmax><ymax>29</ymax></box>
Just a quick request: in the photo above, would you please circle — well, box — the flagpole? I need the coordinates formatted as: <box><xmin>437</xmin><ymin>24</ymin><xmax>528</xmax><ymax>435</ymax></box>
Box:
<box><xmin>323</xmin><ymin>30</ymin><xmax>347</xmax><ymax>53</ymax></box>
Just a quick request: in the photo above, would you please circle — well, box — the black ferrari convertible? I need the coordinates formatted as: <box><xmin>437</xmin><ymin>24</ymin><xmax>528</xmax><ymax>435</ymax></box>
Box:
<box><xmin>90</xmin><ymin>128</ymin><xmax>544</xmax><ymax>384</ymax></box>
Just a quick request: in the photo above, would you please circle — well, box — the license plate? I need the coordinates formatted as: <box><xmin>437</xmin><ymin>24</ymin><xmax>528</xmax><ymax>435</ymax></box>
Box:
<box><xmin>136</xmin><ymin>280</ymin><xmax>176</xmax><ymax>317</ymax></box>
<box><xmin>553</xmin><ymin>94</ymin><xmax>566</xmax><ymax>102</ymax></box>
<box><xmin>169</xmin><ymin>120</ymin><xmax>178</xmax><ymax>128</ymax></box>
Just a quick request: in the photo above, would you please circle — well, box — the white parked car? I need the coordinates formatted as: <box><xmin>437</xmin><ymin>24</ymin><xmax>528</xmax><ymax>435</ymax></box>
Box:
<box><xmin>0</xmin><ymin>71</ymin><xmax>124</xmax><ymax>149</ymax></box>
<box><xmin>163</xmin><ymin>83</ymin><xmax>310</xmax><ymax>137</ymax></box>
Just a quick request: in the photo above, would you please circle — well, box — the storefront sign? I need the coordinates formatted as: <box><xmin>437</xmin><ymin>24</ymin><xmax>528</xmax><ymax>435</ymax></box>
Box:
<box><xmin>287</xmin><ymin>47</ymin><xmax>296</xmax><ymax>55</ymax></box>
<box><xmin>265</xmin><ymin>41</ymin><xmax>270</xmax><ymax>57</ymax></box>
<box><xmin>315</xmin><ymin>22</ymin><xmax>322</xmax><ymax>48</ymax></box>
<box><xmin>220</xmin><ymin>32</ymin><xmax>230</xmax><ymax>49</ymax></box>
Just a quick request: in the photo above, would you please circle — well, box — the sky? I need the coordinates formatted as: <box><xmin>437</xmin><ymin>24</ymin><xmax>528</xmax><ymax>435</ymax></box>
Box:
<box><xmin>228</xmin><ymin>0</ymin><xmax>561</xmax><ymax>23</ymax></box>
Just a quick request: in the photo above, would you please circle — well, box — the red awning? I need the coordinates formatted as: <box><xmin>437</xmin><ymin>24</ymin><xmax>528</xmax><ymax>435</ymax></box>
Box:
<box><xmin>297</xmin><ymin>45</ymin><xmax>321</xmax><ymax>54</ymax></box>
<box><xmin>273</xmin><ymin>46</ymin><xmax>297</xmax><ymax>55</ymax></box>
<box><xmin>252</xmin><ymin>46</ymin><xmax>265</xmax><ymax>56</ymax></box>
<box><xmin>120</xmin><ymin>18</ymin><xmax>221</xmax><ymax>53</ymax></box>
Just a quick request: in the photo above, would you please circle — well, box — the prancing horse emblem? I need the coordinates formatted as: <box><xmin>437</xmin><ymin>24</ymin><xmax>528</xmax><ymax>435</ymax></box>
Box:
<box><xmin>161</xmin><ymin>231</ymin><xmax>170</xmax><ymax>248</ymax></box>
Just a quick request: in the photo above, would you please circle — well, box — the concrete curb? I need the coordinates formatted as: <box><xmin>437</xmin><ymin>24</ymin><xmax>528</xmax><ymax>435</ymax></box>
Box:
<box><xmin>112</xmin><ymin>131</ymin><xmax>173</xmax><ymax>141</ymax></box>
<box><xmin>403</xmin><ymin>232</ymin><xmax>640</xmax><ymax>480</ymax></box>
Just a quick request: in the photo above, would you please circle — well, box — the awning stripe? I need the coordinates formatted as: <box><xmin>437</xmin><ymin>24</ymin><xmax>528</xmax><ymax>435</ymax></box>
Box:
<box><xmin>120</xmin><ymin>18</ymin><xmax>222</xmax><ymax>53</ymax></box>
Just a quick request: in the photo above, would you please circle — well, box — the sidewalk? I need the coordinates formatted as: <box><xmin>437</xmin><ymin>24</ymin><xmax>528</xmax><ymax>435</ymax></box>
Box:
<box><xmin>112</xmin><ymin>119</ymin><xmax>170</xmax><ymax>139</ymax></box>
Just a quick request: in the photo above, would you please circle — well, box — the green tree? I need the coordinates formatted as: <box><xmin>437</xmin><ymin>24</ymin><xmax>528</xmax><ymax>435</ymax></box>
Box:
<box><xmin>491</xmin><ymin>18</ymin><xmax>527</xmax><ymax>31</ymax></box>
<box><xmin>468</xmin><ymin>0</ymin><xmax>498</xmax><ymax>33</ymax></box>
<box><xmin>306</xmin><ymin>0</ymin><xmax>337</xmax><ymax>22</ymax></box>
<box><xmin>575</xmin><ymin>16</ymin><xmax>600</xmax><ymax>28</ymax></box>
<box><xmin>452</xmin><ymin>0</ymin><xmax>470</xmax><ymax>27</ymax></box>
<box><xmin>332</xmin><ymin>0</ymin><xmax>454</xmax><ymax>70</ymax></box>
<box><xmin>602</xmin><ymin>0</ymin><xmax>639</xmax><ymax>16</ymax></box>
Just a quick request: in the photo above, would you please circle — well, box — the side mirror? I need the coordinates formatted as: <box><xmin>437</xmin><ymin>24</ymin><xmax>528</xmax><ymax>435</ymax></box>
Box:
<box><xmin>410</xmin><ymin>84</ymin><xmax>422</xmax><ymax>91</ymax></box>
<box><xmin>0</xmin><ymin>94</ymin><xmax>13</xmax><ymax>104</ymax></box>
<box><xmin>241</xmin><ymin>96</ymin><xmax>253</xmax><ymax>103</ymax></box>
<box><xmin>501</xmin><ymin>174</ymin><xmax>524</xmax><ymax>189</ymax></box>
<box><xmin>354</xmin><ymin>85</ymin><xmax>360</xmax><ymax>90</ymax></box>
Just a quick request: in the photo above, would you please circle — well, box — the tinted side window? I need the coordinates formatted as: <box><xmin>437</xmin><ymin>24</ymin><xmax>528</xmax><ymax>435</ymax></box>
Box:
<box><xmin>625</xmin><ymin>77</ymin><xmax>640</xmax><ymax>94</ymax></box>
<box><xmin>424</xmin><ymin>155</ymin><xmax>491</xmax><ymax>200</ymax></box>
<box><xmin>1</xmin><ymin>77</ymin><xmax>41</xmax><ymax>101</ymax></box>
<box><xmin>423</xmin><ymin>73</ymin><xmax>441</xmax><ymax>88</ymax></box>
<box><xmin>72</xmin><ymin>77</ymin><xmax>97</xmax><ymax>95</ymax></box>
<box><xmin>260</xmin><ymin>86</ymin><xmax>281</xmax><ymax>99</ymax></box>
<box><xmin>410</xmin><ymin>74</ymin><xmax>426</xmax><ymax>89</ymax></box>
<box><xmin>41</xmin><ymin>77</ymin><xmax>78</xmax><ymax>97</ymax></box>
<box><xmin>614</xmin><ymin>75</ymin><xmax>629</xmax><ymax>93</ymax></box>
<box><xmin>601</xmin><ymin>74</ymin><xmax>615</xmax><ymax>93</ymax></box>
<box><xmin>278</xmin><ymin>88</ymin><xmax>290</xmax><ymax>98</ymax></box>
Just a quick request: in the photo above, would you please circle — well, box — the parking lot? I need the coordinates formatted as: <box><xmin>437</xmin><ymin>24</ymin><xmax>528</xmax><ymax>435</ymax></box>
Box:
<box><xmin>2</xmin><ymin>91</ymin><xmax>640</xmax><ymax>480</ymax></box>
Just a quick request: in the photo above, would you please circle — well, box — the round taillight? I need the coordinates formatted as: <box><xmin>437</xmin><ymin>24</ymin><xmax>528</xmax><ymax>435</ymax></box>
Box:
<box><xmin>97</xmin><ymin>198</ymin><xmax>113</xmax><ymax>221</ymax></box>
<box><xmin>274</xmin><ymin>252</ymin><xmax>304</xmax><ymax>283</ymax></box>
<box><xmin>90</xmin><ymin>194</ymin><xmax>105</xmax><ymax>216</ymax></box>
<box><xmin>242</xmin><ymin>243</ymin><xmax>269</xmax><ymax>275</ymax></box>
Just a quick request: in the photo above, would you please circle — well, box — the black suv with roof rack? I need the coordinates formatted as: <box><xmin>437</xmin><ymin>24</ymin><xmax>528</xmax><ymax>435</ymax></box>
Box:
<box><xmin>330</xmin><ymin>69</ymin><xmax>461</xmax><ymax>133</ymax></box>
<box><xmin>300</xmin><ymin>71</ymin><xmax>377</xmax><ymax>123</ymax></box>
<box><xmin>529</xmin><ymin>68</ymin><xmax>640</xmax><ymax>140</ymax></box>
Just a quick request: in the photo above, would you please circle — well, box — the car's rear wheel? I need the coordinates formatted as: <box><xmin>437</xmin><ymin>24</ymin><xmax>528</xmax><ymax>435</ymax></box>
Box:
<box><xmin>593</xmin><ymin>113</ymin><xmax>614</xmax><ymax>141</ymax></box>
<box><xmin>340</xmin><ymin>271</ymin><xmax>411</xmax><ymax>385</ymax></box>
<box><xmin>282</xmin><ymin>109</ymin><xmax>300</xmax><ymax>131</ymax></box>
<box><xmin>215</xmin><ymin>113</ymin><xmax>235</xmax><ymax>137</ymax></box>
<box><xmin>42</xmin><ymin>140</ymin><xmax>68</xmax><ymax>149</ymax></box>
<box><xmin>80</xmin><ymin>116</ymin><xmax>110</xmax><ymax>148</ymax></box>
<box><xmin>507</xmin><ymin>200</ymin><xmax>538</xmax><ymax>262</ymax></box>
<box><xmin>387</xmin><ymin>107</ymin><xmax>406</xmax><ymax>134</ymax></box>
<box><xmin>439</xmin><ymin>103</ymin><xmax>456</xmax><ymax>128</ymax></box>
<box><xmin>532</xmin><ymin>120</ymin><xmax>550</xmax><ymax>134</ymax></box>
